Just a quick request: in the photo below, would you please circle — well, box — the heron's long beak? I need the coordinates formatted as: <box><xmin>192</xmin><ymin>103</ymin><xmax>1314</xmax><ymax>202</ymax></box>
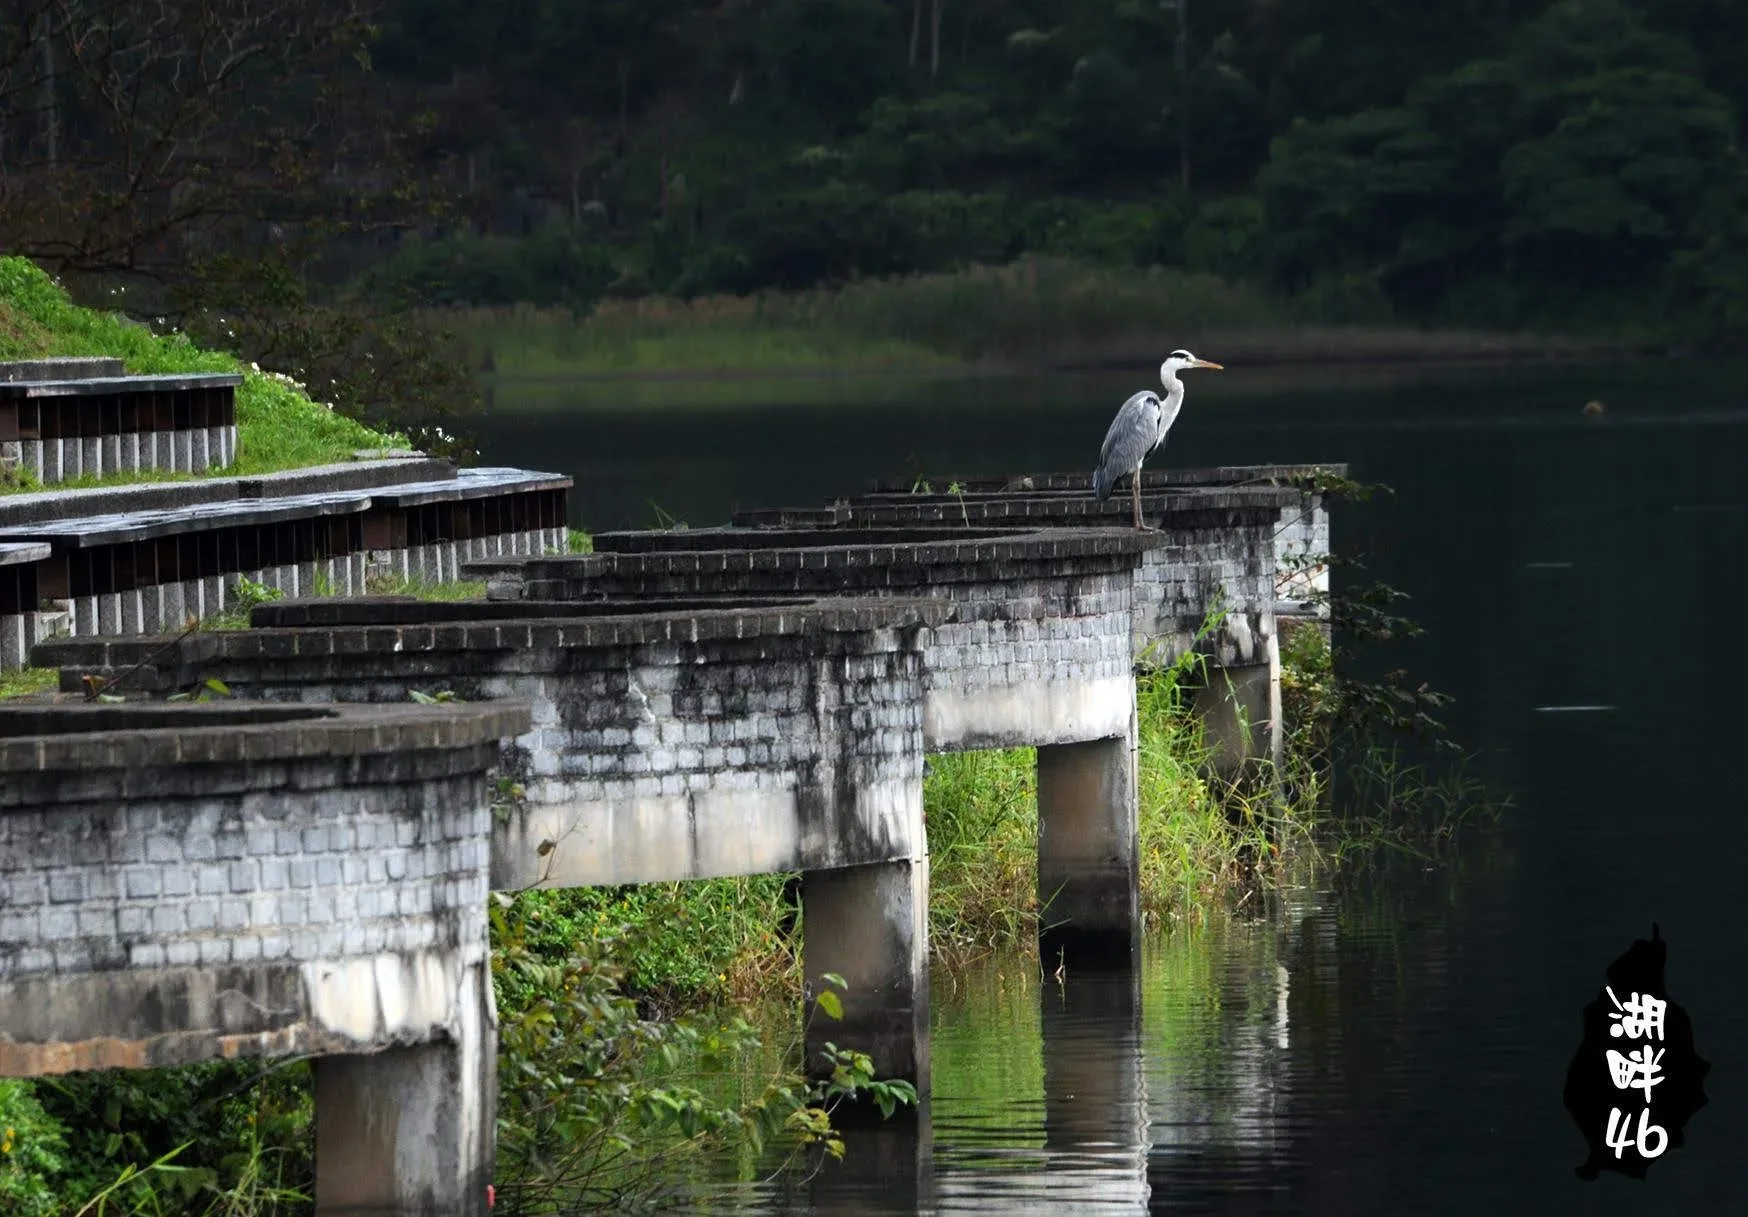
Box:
<box><xmin>1193</xmin><ymin>359</ymin><xmax>1224</xmax><ymax>370</ymax></box>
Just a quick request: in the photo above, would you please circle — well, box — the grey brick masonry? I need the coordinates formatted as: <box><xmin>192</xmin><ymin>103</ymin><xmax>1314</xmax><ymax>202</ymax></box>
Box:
<box><xmin>0</xmin><ymin>700</ymin><xmax>528</xmax><ymax>1077</ymax></box>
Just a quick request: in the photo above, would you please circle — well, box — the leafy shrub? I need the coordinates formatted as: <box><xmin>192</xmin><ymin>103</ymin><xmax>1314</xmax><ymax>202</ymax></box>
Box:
<box><xmin>0</xmin><ymin>1080</ymin><xmax>66</xmax><ymax>1217</ymax></box>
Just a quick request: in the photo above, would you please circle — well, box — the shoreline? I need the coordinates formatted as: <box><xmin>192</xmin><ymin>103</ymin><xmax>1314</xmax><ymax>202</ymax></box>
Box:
<box><xmin>475</xmin><ymin>332</ymin><xmax>1646</xmax><ymax>386</ymax></box>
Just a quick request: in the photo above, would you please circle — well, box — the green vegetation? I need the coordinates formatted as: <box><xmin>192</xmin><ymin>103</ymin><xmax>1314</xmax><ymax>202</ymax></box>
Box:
<box><xmin>455</xmin><ymin>259</ymin><xmax>1600</xmax><ymax>378</ymax></box>
<box><xmin>0</xmin><ymin>667</ymin><xmax>56</xmax><ymax>700</ymax></box>
<box><xmin>0</xmin><ymin>258</ymin><xmax>403</xmax><ymax>487</ymax></box>
<box><xmin>7</xmin><ymin>0</ymin><xmax>1740</xmax><ymax>404</ymax></box>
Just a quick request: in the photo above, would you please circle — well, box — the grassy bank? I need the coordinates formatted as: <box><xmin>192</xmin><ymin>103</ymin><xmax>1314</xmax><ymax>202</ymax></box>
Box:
<box><xmin>0</xmin><ymin>257</ymin><xmax>403</xmax><ymax>489</ymax></box>
<box><xmin>450</xmin><ymin>257</ymin><xmax>1615</xmax><ymax>381</ymax></box>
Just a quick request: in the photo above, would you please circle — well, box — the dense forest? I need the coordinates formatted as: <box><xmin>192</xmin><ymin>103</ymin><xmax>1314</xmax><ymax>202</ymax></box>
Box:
<box><xmin>3</xmin><ymin>0</ymin><xmax>1748</xmax><ymax>390</ymax></box>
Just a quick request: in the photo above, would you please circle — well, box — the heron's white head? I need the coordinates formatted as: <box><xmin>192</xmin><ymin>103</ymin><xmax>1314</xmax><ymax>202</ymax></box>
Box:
<box><xmin>1161</xmin><ymin>349</ymin><xmax>1224</xmax><ymax>382</ymax></box>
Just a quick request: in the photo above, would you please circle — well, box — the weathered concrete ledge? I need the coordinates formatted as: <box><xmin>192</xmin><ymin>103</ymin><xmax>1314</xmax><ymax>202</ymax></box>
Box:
<box><xmin>0</xmin><ymin>697</ymin><xmax>526</xmax><ymax>1215</ymax></box>
<box><xmin>865</xmin><ymin>461</ymin><xmax>1347</xmax><ymax>493</ymax></box>
<box><xmin>34</xmin><ymin>596</ymin><xmax>954</xmax><ymax>889</ymax></box>
<box><xmin>0</xmin><ymin>700</ymin><xmax>529</xmax><ymax>1071</ymax></box>
<box><xmin>727</xmin><ymin>488</ymin><xmax>1289</xmax><ymax>670</ymax></box>
<box><xmin>0</xmin><ymin>357</ymin><xmax>126</xmax><ymax>383</ymax></box>
<box><xmin>474</xmin><ymin>526</ymin><xmax>1161</xmax><ymax>755</ymax></box>
<box><xmin>718</xmin><ymin>490</ymin><xmax>1291</xmax><ymax>773</ymax></box>
<box><xmin>862</xmin><ymin>462</ymin><xmax>1344</xmax><ymax>619</ymax></box>
<box><xmin>0</xmin><ymin>466</ymin><xmax>573</xmax><ymax>667</ymax></box>
<box><xmin>0</xmin><ymin>367</ymin><xmax>243</xmax><ymax>483</ymax></box>
<box><xmin>33</xmin><ymin>594</ymin><xmax>950</xmax><ymax>1101</ymax></box>
<box><xmin>0</xmin><ymin>456</ymin><xmax>453</xmax><ymax>528</ymax></box>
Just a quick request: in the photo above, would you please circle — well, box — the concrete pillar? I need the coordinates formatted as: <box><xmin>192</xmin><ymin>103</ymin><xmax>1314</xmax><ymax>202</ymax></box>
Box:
<box><xmin>73</xmin><ymin>597</ymin><xmax>98</xmax><ymax>636</ymax></box>
<box><xmin>63</xmin><ymin>438</ymin><xmax>81</xmax><ymax>481</ymax></box>
<box><xmin>141</xmin><ymin>585</ymin><xmax>162</xmax><ymax>633</ymax></box>
<box><xmin>1040</xmin><ymin>965</ymin><xmax>1150</xmax><ymax>1207</ymax></box>
<box><xmin>1</xmin><ymin>614</ymin><xmax>25</xmax><ymax>671</ymax></box>
<box><xmin>97</xmin><ymin>593</ymin><xmax>122</xmax><ymax>636</ymax></box>
<box><xmin>1036</xmin><ymin>723</ymin><xmax>1141</xmax><ymax>970</ymax></box>
<box><xmin>161</xmin><ymin>582</ymin><xmax>185</xmax><ymax>631</ymax></box>
<box><xmin>807</xmin><ymin>1100</ymin><xmax>933</xmax><ymax>1214</ymax></box>
<box><xmin>313</xmin><ymin>963</ymin><xmax>496</xmax><ymax>1217</ymax></box>
<box><xmin>123</xmin><ymin>432</ymin><xmax>140</xmax><ymax>474</ymax></box>
<box><xmin>122</xmin><ymin>590</ymin><xmax>144</xmax><ymax>635</ymax></box>
<box><xmin>191</xmin><ymin>427</ymin><xmax>210</xmax><ymax>472</ymax></box>
<box><xmin>41</xmin><ymin>439</ymin><xmax>61</xmax><ymax>484</ymax></box>
<box><xmin>175</xmin><ymin>430</ymin><xmax>193</xmax><ymax>473</ymax></box>
<box><xmin>102</xmin><ymin>434</ymin><xmax>121</xmax><ymax>476</ymax></box>
<box><xmin>1188</xmin><ymin>656</ymin><xmax>1282</xmax><ymax>781</ymax></box>
<box><xmin>82</xmin><ymin>436</ymin><xmax>102</xmax><ymax>480</ymax></box>
<box><xmin>802</xmin><ymin>858</ymin><xmax>930</xmax><ymax>1098</ymax></box>
<box><xmin>22</xmin><ymin>439</ymin><xmax>42</xmax><ymax>481</ymax></box>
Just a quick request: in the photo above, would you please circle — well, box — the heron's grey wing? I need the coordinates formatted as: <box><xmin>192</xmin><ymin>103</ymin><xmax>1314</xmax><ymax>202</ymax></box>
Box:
<box><xmin>1099</xmin><ymin>391</ymin><xmax>1162</xmax><ymax>474</ymax></box>
<box><xmin>1093</xmin><ymin>391</ymin><xmax>1161</xmax><ymax>500</ymax></box>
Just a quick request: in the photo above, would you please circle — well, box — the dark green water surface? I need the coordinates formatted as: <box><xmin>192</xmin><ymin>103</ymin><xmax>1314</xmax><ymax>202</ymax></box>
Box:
<box><xmin>473</xmin><ymin>358</ymin><xmax>1748</xmax><ymax>1213</ymax></box>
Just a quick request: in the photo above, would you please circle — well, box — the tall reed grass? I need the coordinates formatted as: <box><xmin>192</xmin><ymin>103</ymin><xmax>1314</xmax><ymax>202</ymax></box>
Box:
<box><xmin>450</xmin><ymin>258</ymin><xmax>1293</xmax><ymax>377</ymax></box>
<box><xmin>447</xmin><ymin>256</ymin><xmax>1602</xmax><ymax>379</ymax></box>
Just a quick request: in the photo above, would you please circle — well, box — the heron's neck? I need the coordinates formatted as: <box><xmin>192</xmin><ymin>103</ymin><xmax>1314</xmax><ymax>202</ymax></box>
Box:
<box><xmin>1160</xmin><ymin>372</ymin><xmax>1185</xmax><ymax>402</ymax></box>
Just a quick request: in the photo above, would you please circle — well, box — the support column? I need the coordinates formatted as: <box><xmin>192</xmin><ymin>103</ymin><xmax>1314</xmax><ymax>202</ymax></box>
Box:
<box><xmin>1188</xmin><ymin>654</ymin><xmax>1281</xmax><ymax>780</ymax></box>
<box><xmin>313</xmin><ymin>963</ymin><xmax>496</xmax><ymax>1217</ymax></box>
<box><xmin>1036</xmin><ymin>723</ymin><xmax>1141</xmax><ymax>969</ymax></box>
<box><xmin>801</xmin><ymin>857</ymin><xmax>929</xmax><ymax>1098</ymax></box>
<box><xmin>807</xmin><ymin>1098</ymin><xmax>933</xmax><ymax>1214</ymax></box>
<box><xmin>1041</xmin><ymin>965</ymin><xmax>1150</xmax><ymax>1207</ymax></box>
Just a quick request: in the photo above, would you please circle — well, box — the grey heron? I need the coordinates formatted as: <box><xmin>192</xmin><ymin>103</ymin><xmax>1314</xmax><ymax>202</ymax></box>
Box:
<box><xmin>1091</xmin><ymin>349</ymin><xmax>1223</xmax><ymax>530</ymax></box>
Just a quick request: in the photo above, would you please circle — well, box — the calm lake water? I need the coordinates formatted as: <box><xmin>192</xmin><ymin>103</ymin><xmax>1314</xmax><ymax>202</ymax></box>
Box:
<box><xmin>473</xmin><ymin>358</ymin><xmax>1748</xmax><ymax>1213</ymax></box>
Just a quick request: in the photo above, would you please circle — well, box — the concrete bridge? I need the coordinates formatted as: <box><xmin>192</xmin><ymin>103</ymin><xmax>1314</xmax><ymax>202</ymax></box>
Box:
<box><xmin>5</xmin><ymin>466</ymin><xmax>1342</xmax><ymax>1215</ymax></box>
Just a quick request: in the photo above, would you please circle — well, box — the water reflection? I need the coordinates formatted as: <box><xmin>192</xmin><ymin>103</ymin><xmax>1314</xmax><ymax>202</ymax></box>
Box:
<box><xmin>709</xmin><ymin>906</ymin><xmax>1314</xmax><ymax>1216</ymax></box>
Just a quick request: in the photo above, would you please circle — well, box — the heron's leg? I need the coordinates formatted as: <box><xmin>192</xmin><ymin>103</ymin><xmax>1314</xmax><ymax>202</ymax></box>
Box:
<box><xmin>1131</xmin><ymin>470</ymin><xmax>1147</xmax><ymax>531</ymax></box>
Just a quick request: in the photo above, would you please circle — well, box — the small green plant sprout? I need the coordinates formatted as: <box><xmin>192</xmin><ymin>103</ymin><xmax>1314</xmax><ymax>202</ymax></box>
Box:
<box><xmin>231</xmin><ymin>574</ymin><xmax>284</xmax><ymax>612</ymax></box>
<box><xmin>812</xmin><ymin>1043</ymin><xmax>919</xmax><ymax>1124</ymax></box>
<box><xmin>310</xmin><ymin>568</ymin><xmax>336</xmax><ymax>598</ymax></box>
<box><xmin>565</xmin><ymin>527</ymin><xmax>594</xmax><ymax>553</ymax></box>
<box><xmin>409</xmin><ymin>689</ymin><xmax>462</xmax><ymax>704</ymax></box>
<box><xmin>647</xmin><ymin>500</ymin><xmax>688</xmax><ymax>530</ymax></box>
<box><xmin>491</xmin><ymin>776</ymin><xmax>528</xmax><ymax>826</ymax></box>
<box><xmin>946</xmin><ymin>480</ymin><xmax>970</xmax><ymax>525</ymax></box>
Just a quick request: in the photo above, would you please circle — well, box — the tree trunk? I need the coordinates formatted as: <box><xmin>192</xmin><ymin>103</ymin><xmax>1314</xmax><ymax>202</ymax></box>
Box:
<box><xmin>38</xmin><ymin>8</ymin><xmax>58</xmax><ymax>165</ymax></box>
<box><xmin>618</xmin><ymin>61</ymin><xmax>631</xmax><ymax>142</ymax></box>
<box><xmin>929</xmin><ymin>0</ymin><xmax>944</xmax><ymax>79</ymax></box>
<box><xmin>909</xmin><ymin>0</ymin><xmax>922</xmax><ymax>67</ymax></box>
<box><xmin>1175</xmin><ymin>0</ymin><xmax>1190</xmax><ymax>190</ymax></box>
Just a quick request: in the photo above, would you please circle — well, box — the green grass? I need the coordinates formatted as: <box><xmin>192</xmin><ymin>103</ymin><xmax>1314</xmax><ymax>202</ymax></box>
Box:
<box><xmin>0</xmin><ymin>256</ymin><xmax>403</xmax><ymax>489</ymax></box>
<box><xmin>448</xmin><ymin>256</ymin><xmax>1604</xmax><ymax>380</ymax></box>
<box><xmin>0</xmin><ymin>666</ymin><xmax>56</xmax><ymax>699</ymax></box>
<box><xmin>361</xmin><ymin>573</ymin><xmax>489</xmax><ymax>601</ymax></box>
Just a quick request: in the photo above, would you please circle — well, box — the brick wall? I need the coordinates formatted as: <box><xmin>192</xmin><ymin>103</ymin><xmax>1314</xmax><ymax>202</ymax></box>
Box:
<box><xmin>499</xmin><ymin>529</ymin><xmax>1158</xmax><ymax>750</ymax></box>
<box><xmin>31</xmin><ymin>600</ymin><xmax>948</xmax><ymax>889</ymax></box>
<box><xmin>0</xmin><ymin>702</ymin><xmax>526</xmax><ymax>1076</ymax></box>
